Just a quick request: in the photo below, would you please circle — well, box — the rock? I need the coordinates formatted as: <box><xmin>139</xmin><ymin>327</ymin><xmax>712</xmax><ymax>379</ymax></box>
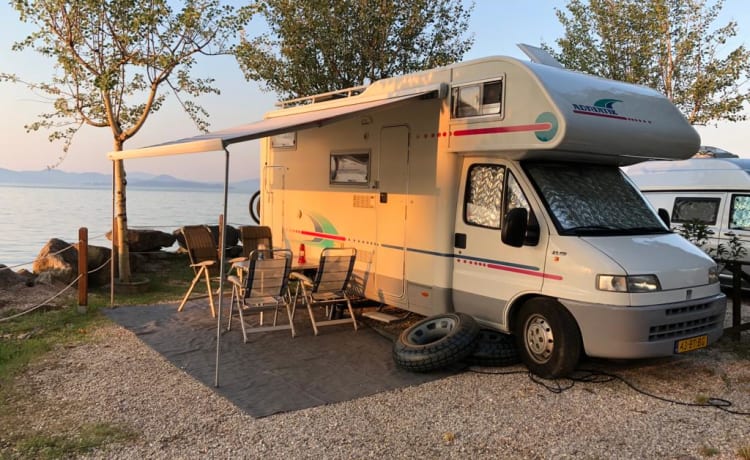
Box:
<box><xmin>32</xmin><ymin>238</ymin><xmax>78</xmax><ymax>283</ymax></box>
<box><xmin>36</xmin><ymin>269</ymin><xmax>71</xmax><ymax>286</ymax></box>
<box><xmin>33</xmin><ymin>239</ymin><xmax>113</xmax><ymax>286</ymax></box>
<box><xmin>76</xmin><ymin>244</ymin><xmax>112</xmax><ymax>286</ymax></box>
<box><xmin>106</xmin><ymin>228</ymin><xmax>176</xmax><ymax>253</ymax></box>
<box><xmin>0</xmin><ymin>264</ymin><xmax>26</xmax><ymax>288</ymax></box>
<box><xmin>208</xmin><ymin>225</ymin><xmax>240</xmax><ymax>248</ymax></box>
<box><xmin>173</xmin><ymin>225</ymin><xmax>240</xmax><ymax>250</ymax></box>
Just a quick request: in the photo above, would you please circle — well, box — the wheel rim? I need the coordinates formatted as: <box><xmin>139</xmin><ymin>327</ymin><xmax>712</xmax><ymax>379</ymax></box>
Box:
<box><xmin>524</xmin><ymin>314</ymin><xmax>553</xmax><ymax>364</ymax></box>
<box><xmin>406</xmin><ymin>316</ymin><xmax>457</xmax><ymax>345</ymax></box>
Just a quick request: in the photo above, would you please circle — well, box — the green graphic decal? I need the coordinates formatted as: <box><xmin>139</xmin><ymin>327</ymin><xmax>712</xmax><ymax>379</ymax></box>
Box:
<box><xmin>535</xmin><ymin>112</ymin><xmax>558</xmax><ymax>142</ymax></box>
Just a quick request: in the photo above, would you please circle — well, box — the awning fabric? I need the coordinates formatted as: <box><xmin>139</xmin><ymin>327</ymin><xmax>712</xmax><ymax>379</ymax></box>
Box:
<box><xmin>108</xmin><ymin>88</ymin><xmax>438</xmax><ymax>160</ymax></box>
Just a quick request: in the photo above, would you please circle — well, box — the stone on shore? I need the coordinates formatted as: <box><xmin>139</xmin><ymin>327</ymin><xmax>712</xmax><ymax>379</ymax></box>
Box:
<box><xmin>32</xmin><ymin>238</ymin><xmax>112</xmax><ymax>286</ymax></box>
<box><xmin>105</xmin><ymin>228</ymin><xmax>177</xmax><ymax>253</ymax></box>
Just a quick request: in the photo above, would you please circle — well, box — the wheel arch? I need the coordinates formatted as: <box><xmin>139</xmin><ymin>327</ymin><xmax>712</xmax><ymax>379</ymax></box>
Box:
<box><xmin>507</xmin><ymin>294</ymin><xmax>581</xmax><ymax>335</ymax></box>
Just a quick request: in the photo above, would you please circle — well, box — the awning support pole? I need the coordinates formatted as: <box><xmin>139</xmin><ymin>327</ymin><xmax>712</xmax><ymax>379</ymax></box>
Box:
<box><xmin>215</xmin><ymin>147</ymin><xmax>230</xmax><ymax>387</ymax></box>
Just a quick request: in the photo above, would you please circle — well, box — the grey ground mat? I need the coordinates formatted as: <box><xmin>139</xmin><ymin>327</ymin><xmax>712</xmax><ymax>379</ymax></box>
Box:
<box><xmin>103</xmin><ymin>302</ymin><xmax>453</xmax><ymax>418</ymax></box>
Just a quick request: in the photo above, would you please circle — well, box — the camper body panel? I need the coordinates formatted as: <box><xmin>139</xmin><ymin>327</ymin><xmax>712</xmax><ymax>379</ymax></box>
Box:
<box><xmin>259</xmin><ymin>55</ymin><xmax>725</xmax><ymax>373</ymax></box>
<box><xmin>452</xmin><ymin>157</ymin><xmax>724</xmax><ymax>360</ymax></box>
<box><xmin>451</xmin><ymin>156</ymin><xmax>550</xmax><ymax>329</ymax></box>
<box><xmin>264</xmin><ymin>96</ymin><xmax>455</xmax><ymax>316</ymax></box>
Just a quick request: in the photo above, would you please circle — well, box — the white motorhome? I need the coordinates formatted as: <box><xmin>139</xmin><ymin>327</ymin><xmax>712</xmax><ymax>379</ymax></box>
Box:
<box><xmin>626</xmin><ymin>158</ymin><xmax>750</xmax><ymax>283</ymax></box>
<box><xmin>110</xmin><ymin>49</ymin><xmax>727</xmax><ymax>378</ymax></box>
<box><xmin>257</xmin><ymin>55</ymin><xmax>726</xmax><ymax>377</ymax></box>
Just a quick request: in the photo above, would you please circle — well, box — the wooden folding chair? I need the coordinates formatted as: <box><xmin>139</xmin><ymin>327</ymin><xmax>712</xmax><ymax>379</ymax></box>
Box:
<box><xmin>227</xmin><ymin>249</ymin><xmax>295</xmax><ymax>341</ymax></box>
<box><xmin>177</xmin><ymin>225</ymin><xmax>219</xmax><ymax>317</ymax></box>
<box><xmin>291</xmin><ymin>247</ymin><xmax>358</xmax><ymax>335</ymax></box>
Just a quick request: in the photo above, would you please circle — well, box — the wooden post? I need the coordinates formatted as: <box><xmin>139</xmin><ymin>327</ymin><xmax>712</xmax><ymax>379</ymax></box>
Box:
<box><xmin>78</xmin><ymin>227</ymin><xmax>88</xmax><ymax>313</ymax></box>
<box><xmin>731</xmin><ymin>262</ymin><xmax>741</xmax><ymax>340</ymax></box>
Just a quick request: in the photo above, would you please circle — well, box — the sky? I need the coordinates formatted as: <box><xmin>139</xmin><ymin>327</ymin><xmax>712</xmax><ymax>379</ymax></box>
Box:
<box><xmin>1</xmin><ymin>0</ymin><xmax>749</xmax><ymax>183</ymax></box>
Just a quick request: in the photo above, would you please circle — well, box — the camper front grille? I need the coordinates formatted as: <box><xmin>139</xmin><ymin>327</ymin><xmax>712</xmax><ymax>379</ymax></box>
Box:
<box><xmin>648</xmin><ymin>314</ymin><xmax>722</xmax><ymax>341</ymax></box>
<box><xmin>664</xmin><ymin>302</ymin><xmax>712</xmax><ymax>316</ymax></box>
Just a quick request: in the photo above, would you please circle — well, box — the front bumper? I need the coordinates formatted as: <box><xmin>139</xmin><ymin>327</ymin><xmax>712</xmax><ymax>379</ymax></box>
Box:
<box><xmin>560</xmin><ymin>293</ymin><xmax>727</xmax><ymax>359</ymax></box>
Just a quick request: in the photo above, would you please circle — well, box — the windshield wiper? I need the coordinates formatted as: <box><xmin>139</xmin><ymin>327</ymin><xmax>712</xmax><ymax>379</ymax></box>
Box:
<box><xmin>562</xmin><ymin>225</ymin><xmax>616</xmax><ymax>235</ymax></box>
<box><xmin>617</xmin><ymin>226</ymin><xmax>670</xmax><ymax>235</ymax></box>
<box><xmin>563</xmin><ymin>225</ymin><xmax>669</xmax><ymax>236</ymax></box>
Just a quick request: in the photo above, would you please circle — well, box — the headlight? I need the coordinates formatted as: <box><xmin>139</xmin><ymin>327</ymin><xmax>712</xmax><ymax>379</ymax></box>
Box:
<box><xmin>708</xmin><ymin>266</ymin><xmax>719</xmax><ymax>284</ymax></box>
<box><xmin>597</xmin><ymin>274</ymin><xmax>661</xmax><ymax>293</ymax></box>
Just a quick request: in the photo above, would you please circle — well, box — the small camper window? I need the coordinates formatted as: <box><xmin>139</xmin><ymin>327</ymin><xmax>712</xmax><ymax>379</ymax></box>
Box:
<box><xmin>671</xmin><ymin>197</ymin><xmax>720</xmax><ymax>225</ymax></box>
<box><xmin>451</xmin><ymin>79</ymin><xmax>503</xmax><ymax>118</ymax></box>
<box><xmin>271</xmin><ymin>132</ymin><xmax>296</xmax><ymax>149</ymax></box>
<box><xmin>330</xmin><ymin>151</ymin><xmax>370</xmax><ymax>185</ymax></box>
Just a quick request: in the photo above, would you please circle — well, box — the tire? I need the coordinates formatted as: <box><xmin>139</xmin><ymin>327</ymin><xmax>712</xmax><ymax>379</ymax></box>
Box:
<box><xmin>514</xmin><ymin>298</ymin><xmax>582</xmax><ymax>378</ymax></box>
<box><xmin>249</xmin><ymin>190</ymin><xmax>261</xmax><ymax>224</ymax></box>
<box><xmin>393</xmin><ymin>313</ymin><xmax>480</xmax><ymax>372</ymax></box>
<box><xmin>466</xmin><ymin>329</ymin><xmax>520</xmax><ymax>367</ymax></box>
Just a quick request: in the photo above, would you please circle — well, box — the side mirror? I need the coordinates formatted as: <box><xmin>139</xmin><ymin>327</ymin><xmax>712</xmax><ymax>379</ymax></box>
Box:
<box><xmin>502</xmin><ymin>208</ymin><xmax>528</xmax><ymax>248</ymax></box>
<box><xmin>657</xmin><ymin>208</ymin><xmax>671</xmax><ymax>228</ymax></box>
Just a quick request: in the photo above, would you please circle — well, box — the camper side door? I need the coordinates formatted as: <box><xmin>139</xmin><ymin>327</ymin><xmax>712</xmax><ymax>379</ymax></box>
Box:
<box><xmin>452</xmin><ymin>159</ymin><xmax>547</xmax><ymax>329</ymax></box>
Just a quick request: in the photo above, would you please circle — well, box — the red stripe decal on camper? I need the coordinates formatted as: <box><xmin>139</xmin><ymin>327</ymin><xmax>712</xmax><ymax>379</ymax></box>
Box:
<box><xmin>572</xmin><ymin>110</ymin><xmax>651</xmax><ymax>124</ymax></box>
<box><xmin>452</xmin><ymin>123</ymin><xmax>551</xmax><ymax>137</ymax></box>
<box><xmin>486</xmin><ymin>262</ymin><xmax>563</xmax><ymax>280</ymax></box>
<box><xmin>298</xmin><ymin>230</ymin><xmax>347</xmax><ymax>241</ymax></box>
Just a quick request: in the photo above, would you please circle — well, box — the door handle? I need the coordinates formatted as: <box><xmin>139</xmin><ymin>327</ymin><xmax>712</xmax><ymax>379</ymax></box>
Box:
<box><xmin>454</xmin><ymin>233</ymin><xmax>467</xmax><ymax>249</ymax></box>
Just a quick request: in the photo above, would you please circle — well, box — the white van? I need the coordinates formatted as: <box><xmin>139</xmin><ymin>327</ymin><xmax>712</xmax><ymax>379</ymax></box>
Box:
<box><xmin>625</xmin><ymin>158</ymin><xmax>750</xmax><ymax>283</ymax></box>
<box><xmin>111</xmin><ymin>50</ymin><xmax>727</xmax><ymax>378</ymax></box>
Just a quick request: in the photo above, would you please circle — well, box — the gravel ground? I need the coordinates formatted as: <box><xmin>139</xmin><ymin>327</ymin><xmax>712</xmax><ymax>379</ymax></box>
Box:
<box><xmin>2</xmin><ymin>307</ymin><xmax>749</xmax><ymax>460</ymax></box>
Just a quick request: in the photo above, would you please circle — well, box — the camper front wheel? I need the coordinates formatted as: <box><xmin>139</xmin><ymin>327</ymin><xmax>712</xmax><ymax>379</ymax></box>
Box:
<box><xmin>393</xmin><ymin>313</ymin><xmax>479</xmax><ymax>372</ymax></box>
<box><xmin>515</xmin><ymin>298</ymin><xmax>581</xmax><ymax>378</ymax></box>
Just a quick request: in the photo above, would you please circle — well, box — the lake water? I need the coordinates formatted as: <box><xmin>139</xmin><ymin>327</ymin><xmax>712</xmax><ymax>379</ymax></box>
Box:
<box><xmin>0</xmin><ymin>185</ymin><xmax>257</xmax><ymax>270</ymax></box>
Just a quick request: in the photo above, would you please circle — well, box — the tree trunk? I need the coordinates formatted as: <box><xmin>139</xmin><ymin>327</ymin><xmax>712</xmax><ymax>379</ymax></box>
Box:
<box><xmin>113</xmin><ymin>158</ymin><xmax>131</xmax><ymax>282</ymax></box>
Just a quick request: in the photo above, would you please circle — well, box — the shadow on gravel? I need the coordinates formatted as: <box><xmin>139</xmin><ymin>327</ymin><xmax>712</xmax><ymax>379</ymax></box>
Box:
<box><xmin>103</xmin><ymin>302</ymin><xmax>455</xmax><ymax>418</ymax></box>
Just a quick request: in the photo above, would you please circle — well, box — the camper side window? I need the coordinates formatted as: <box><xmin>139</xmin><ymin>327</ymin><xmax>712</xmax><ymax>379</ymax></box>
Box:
<box><xmin>465</xmin><ymin>164</ymin><xmax>504</xmax><ymax>228</ymax></box>
<box><xmin>451</xmin><ymin>79</ymin><xmax>503</xmax><ymax>118</ymax></box>
<box><xmin>330</xmin><ymin>151</ymin><xmax>370</xmax><ymax>185</ymax></box>
<box><xmin>730</xmin><ymin>195</ymin><xmax>750</xmax><ymax>230</ymax></box>
<box><xmin>671</xmin><ymin>197</ymin><xmax>720</xmax><ymax>225</ymax></box>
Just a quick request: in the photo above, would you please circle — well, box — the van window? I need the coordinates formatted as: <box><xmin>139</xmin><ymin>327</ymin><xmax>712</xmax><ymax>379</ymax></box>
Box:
<box><xmin>672</xmin><ymin>197</ymin><xmax>720</xmax><ymax>225</ymax></box>
<box><xmin>730</xmin><ymin>195</ymin><xmax>750</xmax><ymax>230</ymax></box>
<box><xmin>464</xmin><ymin>164</ymin><xmax>530</xmax><ymax>229</ymax></box>
<box><xmin>525</xmin><ymin>162</ymin><xmax>667</xmax><ymax>236</ymax></box>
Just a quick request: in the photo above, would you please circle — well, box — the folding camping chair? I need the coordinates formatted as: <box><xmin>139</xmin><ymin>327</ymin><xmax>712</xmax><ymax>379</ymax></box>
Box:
<box><xmin>227</xmin><ymin>249</ymin><xmax>296</xmax><ymax>341</ymax></box>
<box><xmin>238</xmin><ymin>225</ymin><xmax>273</xmax><ymax>259</ymax></box>
<box><xmin>291</xmin><ymin>247</ymin><xmax>358</xmax><ymax>335</ymax></box>
<box><xmin>177</xmin><ymin>225</ymin><xmax>219</xmax><ymax>317</ymax></box>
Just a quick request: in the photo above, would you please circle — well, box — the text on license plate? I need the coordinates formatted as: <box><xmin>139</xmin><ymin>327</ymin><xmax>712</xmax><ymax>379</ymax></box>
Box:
<box><xmin>675</xmin><ymin>335</ymin><xmax>708</xmax><ymax>353</ymax></box>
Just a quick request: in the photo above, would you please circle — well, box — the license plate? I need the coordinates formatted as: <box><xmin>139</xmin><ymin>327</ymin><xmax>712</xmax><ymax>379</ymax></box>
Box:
<box><xmin>675</xmin><ymin>335</ymin><xmax>708</xmax><ymax>353</ymax></box>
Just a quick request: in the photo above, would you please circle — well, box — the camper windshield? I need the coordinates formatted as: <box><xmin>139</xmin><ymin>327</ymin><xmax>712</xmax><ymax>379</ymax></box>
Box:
<box><xmin>524</xmin><ymin>162</ymin><xmax>668</xmax><ymax>236</ymax></box>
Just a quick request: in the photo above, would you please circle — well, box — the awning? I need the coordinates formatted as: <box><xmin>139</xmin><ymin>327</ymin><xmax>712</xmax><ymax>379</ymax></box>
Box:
<box><xmin>108</xmin><ymin>86</ymin><xmax>442</xmax><ymax>160</ymax></box>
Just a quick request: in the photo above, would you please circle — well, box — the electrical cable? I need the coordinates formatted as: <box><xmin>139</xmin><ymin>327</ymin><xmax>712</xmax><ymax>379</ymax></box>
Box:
<box><xmin>469</xmin><ymin>366</ymin><xmax>750</xmax><ymax>416</ymax></box>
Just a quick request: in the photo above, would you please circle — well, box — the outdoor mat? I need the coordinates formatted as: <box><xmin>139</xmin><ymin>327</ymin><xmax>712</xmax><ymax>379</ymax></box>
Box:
<box><xmin>103</xmin><ymin>301</ymin><xmax>454</xmax><ymax>418</ymax></box>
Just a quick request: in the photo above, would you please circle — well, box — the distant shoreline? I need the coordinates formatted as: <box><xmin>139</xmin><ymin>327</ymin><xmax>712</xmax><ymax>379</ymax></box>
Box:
<box><xmin>0</xmin><ymin>182</ymin><xmax>258</xmax><ymax>194</ymax></box>
<box><xmin>0</xmin><ymin>168</ymin><xmax>260</xmax><ymax>194</ymax></box>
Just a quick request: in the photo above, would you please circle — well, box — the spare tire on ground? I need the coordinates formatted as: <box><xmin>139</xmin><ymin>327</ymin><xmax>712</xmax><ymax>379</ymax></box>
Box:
<box><xmin>393</xmin><ymin>312</ymin><xmax>480</xmax><ymax>372</ymax></box>
<box><xmin>465</xmin><ymin>329</ymin><xmax>520</xmax><ymax>367</ymax></box>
